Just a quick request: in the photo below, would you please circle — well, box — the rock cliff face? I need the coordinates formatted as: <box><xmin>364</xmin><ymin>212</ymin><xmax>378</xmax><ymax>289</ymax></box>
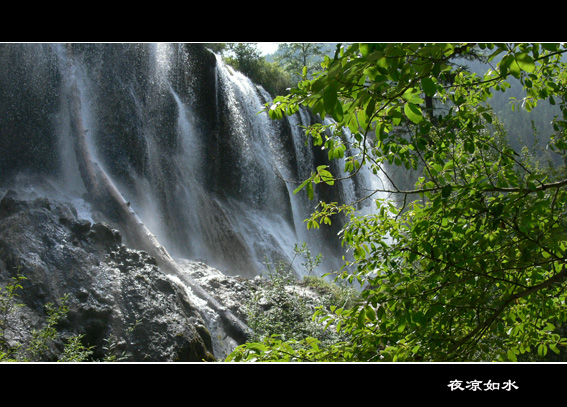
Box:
<box><xmin>0</xmin><ymin>187</ymin><xmax>215</xmax><ymax>361</ymax></box>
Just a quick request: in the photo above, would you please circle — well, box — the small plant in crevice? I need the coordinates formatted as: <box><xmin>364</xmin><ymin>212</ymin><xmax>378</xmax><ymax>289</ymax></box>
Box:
<box><xmin>293</xmin><ymin>242</ymin><xmax>323</xmax><ymax>276</ymax></box>
<box><xmin>0</xmin><ymin>272</ymin><xmax>137</xmax><ymax>362</ymax></box>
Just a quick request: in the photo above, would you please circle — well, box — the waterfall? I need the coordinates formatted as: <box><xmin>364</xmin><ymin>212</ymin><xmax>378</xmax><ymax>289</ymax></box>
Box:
<box><xmin>0</xmin><ymin>43</ymin><xmax>387</xmax><ymax>281</ymax></box>
<box><xmin>210</xmin><ymin>54</ymin><xmax>312</xmax><ymax>274</ymax></box>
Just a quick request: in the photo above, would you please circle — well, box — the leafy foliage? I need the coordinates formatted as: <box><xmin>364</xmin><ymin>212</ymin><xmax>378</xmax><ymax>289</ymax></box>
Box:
<box><xmin>234</xmin><ymin>43</ymin><xmax>567</xmax><ymax>362</ymax></box>
<box><xmin>216</xmin><ymin>43</ymin><xmax>294</xmax><ymax>97</ymax></box>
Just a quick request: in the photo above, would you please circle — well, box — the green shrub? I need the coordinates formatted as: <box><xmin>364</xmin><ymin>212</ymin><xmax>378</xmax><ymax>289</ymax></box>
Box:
<box><xmin>228</xmin><ymin>244</ymin><xmax>359</xmax><ymax>361</ymax></box>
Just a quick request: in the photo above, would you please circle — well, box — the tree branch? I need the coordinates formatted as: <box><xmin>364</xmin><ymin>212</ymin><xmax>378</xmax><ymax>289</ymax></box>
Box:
<box><xmin>447</xmin><ymin>263</ymin><xmax>567</xmax><ymax>360</ymax></box>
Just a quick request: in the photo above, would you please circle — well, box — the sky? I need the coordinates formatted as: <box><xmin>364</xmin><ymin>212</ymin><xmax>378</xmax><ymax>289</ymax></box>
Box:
<box><xmin>257</xmin><ymin>42</ymin><xmax>279</xmax><ymax>55</ymax></box>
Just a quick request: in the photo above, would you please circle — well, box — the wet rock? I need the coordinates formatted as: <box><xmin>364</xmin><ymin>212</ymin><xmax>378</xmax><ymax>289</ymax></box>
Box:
<box><xmin>0</xmin><ymin>192</ymin><xmax>215</xmax><ymax>362</ymax></box>
<box><xmin>0</xmin><ymin>190</ymin><xmax>26</xmax><ymax>217</ymax></box>
<box><xmin>88</xmin><ymin>222</ymin><xmax>122</xmax><ymax>248</ymax></box>
<box><xmin>70</xmin><ymin>219</ymin><xmax>91</xmax><ymax>237</ymax></box>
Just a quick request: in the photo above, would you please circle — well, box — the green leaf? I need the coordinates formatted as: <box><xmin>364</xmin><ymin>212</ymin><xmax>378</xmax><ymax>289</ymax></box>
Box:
<box><xmin>293</xmin><ymin>178</ymin><xmax>311</xmax><ymax>195</ymax></box>
<box><xmin>441</xmin><ymin>184</ymin><xmax>452</xmax><ymax>198</ymax></box>
<box><xmin>313</xmin><ymin>165</ymin><xmax>335</xmax><ymax>185</ymax></box>
<box><xmin>421</xmin><ymin>77</ymin><xmax>437</xmax><ymax>97</ymax></box>
<box><xmin>516</xmin><ymin>53</ymin><xmax>535</xmax><ymax>73</ymax></box>
<box><xmin>464</xmin><ymin>140</ymin><xmax>475</xmax><ymax>153</ymax></box>
<box><xmin>268</xmin><ymin>104</ymin><xmax>283</xmax><ymax>120</ymax></box>
<box><xmin>318</xmin><ymin>168</ymin><xmax>335</xmax><ymax>185</ymax></box>
<box><xmin>500</xmin><ymin>54</ymin><xmax>521</xmax><ymax>78</ymax></box>
<box><xmin>323</xmin><ymin>82</ymin><xmax>339</xmax><ymax>114</ymax></box>
<box><xmin>334</xmin><ymin>100</ymin><xmax>344</xmax><ymax>122</ymax></box>
<box><xmin>404</xmin><ymin>103</ymin><xmax>423</xmax><ymax>124</ymax></box>
<box><xmin>306</xmin><ymin>181</ymin><xmax>314</xmax><ymax>200</ymax></box>
<box><xmin>357</xmin><ymin>309</ymin><xmax>366</xmax><ymax>328</ymax></box>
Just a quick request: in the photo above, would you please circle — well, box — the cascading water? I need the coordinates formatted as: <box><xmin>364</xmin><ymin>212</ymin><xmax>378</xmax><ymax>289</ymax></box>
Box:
<box><xmin>0</xmin><ymin>42</ymin><xmax>396</xmax><ymax>359</ymax></box>
<box><xmin>0</xmin><ymin>43</ymin><xmax>389</xmax><ymax>281</ymax></box>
